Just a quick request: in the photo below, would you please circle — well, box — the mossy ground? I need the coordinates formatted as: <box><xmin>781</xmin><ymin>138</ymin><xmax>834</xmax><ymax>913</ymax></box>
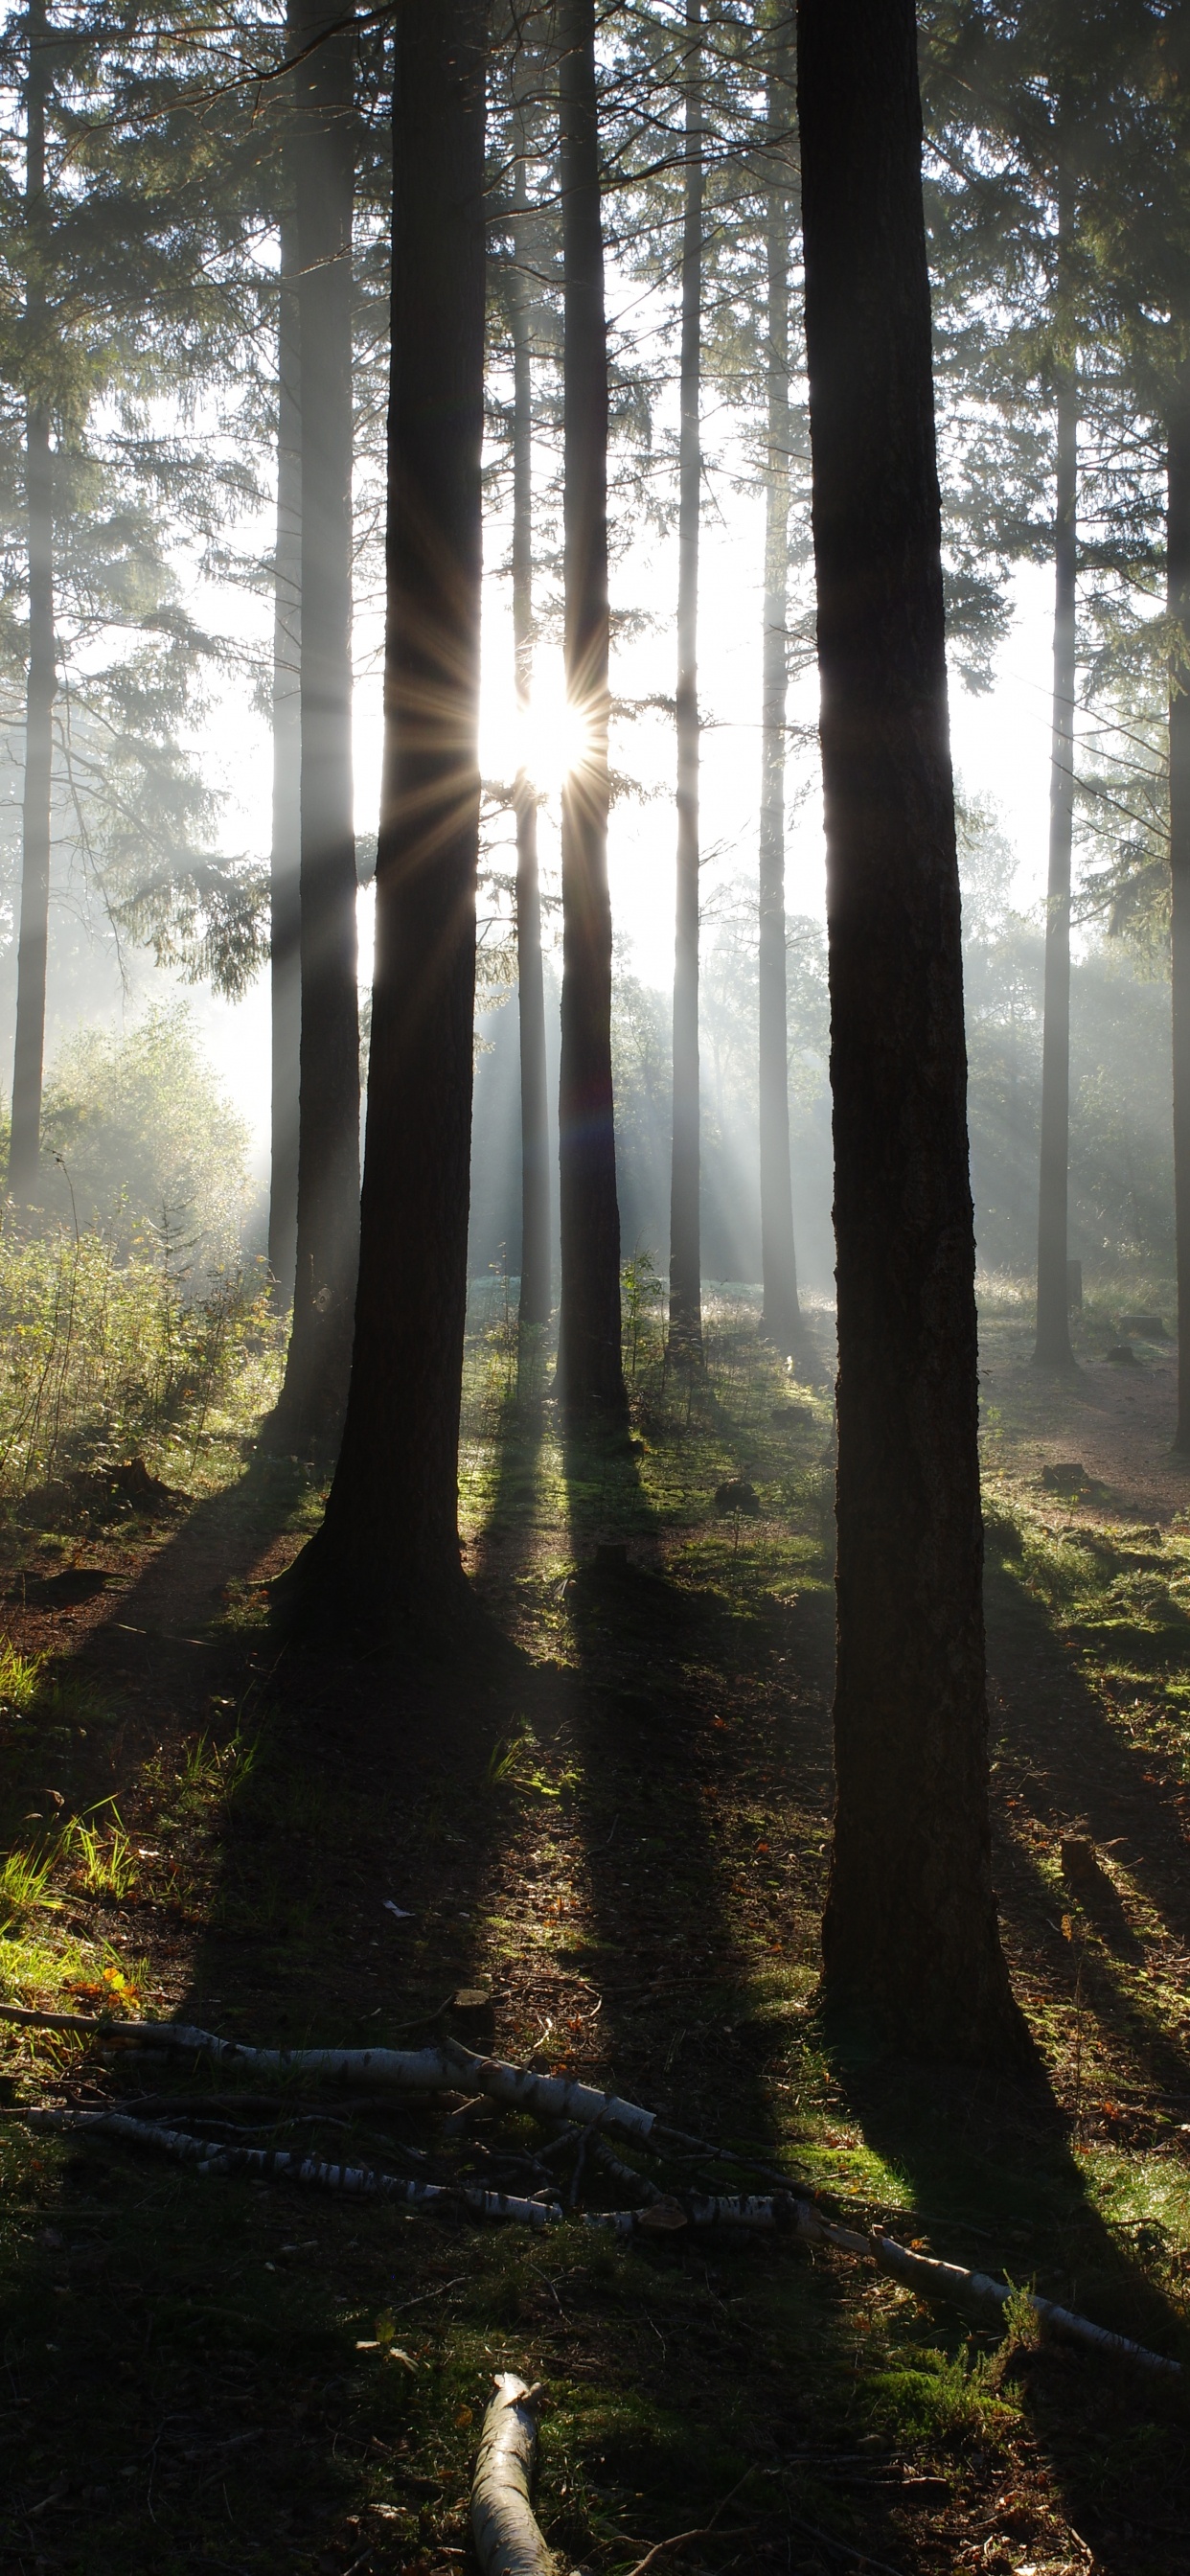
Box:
<box><xmin>0</xmin><ymin>1289</ymin><xmax>1188</xmax><ymax>2570</ymax></box>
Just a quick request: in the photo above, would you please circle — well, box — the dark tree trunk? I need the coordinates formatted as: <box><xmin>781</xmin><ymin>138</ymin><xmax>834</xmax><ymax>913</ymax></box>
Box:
<box><xmin>797</xmin><ymin>0</ymin><xmax>1025</xmax><ymax>2058</ymax></box>
<box><xmin>272</xmin><ymin>0</ymin><xmax>359</xmax><ymax>1452</ymax></box>
<box><xmin>758</xmin><ymin>19</ymin><xmax>801</xmax><ymax>1357</ymax></box>
<box><xmin>668</xmin><ymin>0</ymin><xmax>703</xmax><ymax>1363</ymax></box>
<box><xmin>280</xmin><ymin>0</ymin><xmax>488</xmax><ymax>1637</ymax></box>
<box><xmin>1034</xmin><ymin>334</ymin><xmax>1077</xmax><ymax>1369</ymax></box>
<box><xmin>511</xmin><ymin>80</ymin><xmax>551</xmax><ymax>1348</ymax></box>
<box><xmin>10</xmin><ymin>0</ymin><xmax>54</xmax><ymax>1208</ymax></box>
<box><xmin>1169</xmin><ymin>375</ymin><xmax>1190</xmax><ymax>1451</ymax></box>
<box><xmin>556</xmin><ymin>0</ymin><xmax>627</xmax><ymax>1427</ymax></box>
<box><xmin>268</xmin><ymin>208</ymin><xmax>302</xmax><ymax>1304</ymax></box>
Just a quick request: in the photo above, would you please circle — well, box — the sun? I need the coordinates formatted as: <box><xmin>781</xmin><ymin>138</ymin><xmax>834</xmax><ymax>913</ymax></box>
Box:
<box><xmin>515</xmin><ymin>678</ymin><xmax>598</xmax><ymax>801</ymax></box>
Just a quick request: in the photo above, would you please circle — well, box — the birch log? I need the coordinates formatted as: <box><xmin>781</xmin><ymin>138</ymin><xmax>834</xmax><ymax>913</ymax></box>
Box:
<box><xmin>871</xmin><ymin>2233</ymin><xmax>1182</xmax><ymax>2377</ymax></box>
<box><xmin>27</xmin><ymin>2109</ymin><xmax>561</xmax><ymax>2228</ymax></box>
<box><xmin>470</xmin><ymin>2374</ymin><xmax>558</xmax><ymax>2576</ymax></box>
<box><xmin>0</xmin><ymin>2011</ymin><xmax>653</xmax><ymax>2140</ymax></box>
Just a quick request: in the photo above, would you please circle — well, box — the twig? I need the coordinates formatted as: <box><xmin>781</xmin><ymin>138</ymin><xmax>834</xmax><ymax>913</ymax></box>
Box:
<box><xmin>622</xmin><ymin>2525</ymin><xmax>756</xmax><ymax>2575</ymax></box>
<box><xmin>783</xmin><ymin>2510</ymin><xmax>904</xmax><ymax>2574</ymax></box>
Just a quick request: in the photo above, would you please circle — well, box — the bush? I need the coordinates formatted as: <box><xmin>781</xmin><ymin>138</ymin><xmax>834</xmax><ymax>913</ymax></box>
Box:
<box><xmin>0</xmin><ymin>1223</ymin><xmax>284</xmax><ymax>1498</ymax></box>
<box><xmin>0</xmin><ymin>1009</ymin><xmax>283</xmax><ymax>1497</ymax></box>
<box><xmin>37</xmin><ymin>1003</ymin><xmax>253</xmax><ymax>1275</ymax></box>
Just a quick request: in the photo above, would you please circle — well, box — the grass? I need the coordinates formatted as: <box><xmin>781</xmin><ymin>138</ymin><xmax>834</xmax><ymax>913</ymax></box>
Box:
<box><xmin>0</xmin><ymin>1280</ymin><xmax>1186</xmax><ymax>2567</ymax></box>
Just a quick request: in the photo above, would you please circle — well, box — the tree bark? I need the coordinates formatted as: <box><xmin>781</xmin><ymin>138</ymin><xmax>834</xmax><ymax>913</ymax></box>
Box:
<box><xmin>271</xmin><ymin>0</ymin><xmax>359</xmax><ymax>1453</ymax></box>
<box><xmin>797</xmin><ymin>0</ymin><xmax>1025</xmax><ymax>2059</ymax></box>
<box><xmin>1034</xmin><ymin>297</ymin><xmax>1077</xmax><ymax>1369</ymax></box>
<box><xmin>511</xmin><ymin>68</ymin><xmax>551</xmax><ymax>1348</ymax></box>
<box><xmin>556</xmin><ymin>0</ymin><xmax>627</xmax><ymax>1428</ymax></box>
<box><xmin>280</xmin><ymin>0</ymin><xmax>488</xmax><ymax>1636</ymax></box>
<box><xmin>1169</xmin><ymin>371</ymin><xmax>1190</xmax><ymax>1451</ymax></box>
<box><xmin>668</xmin><ymin>0</ymin><xmax>703</xmax><ymax>1363</ymax></box>
<box><xmin>268</xmin><ymin>207</ymin><xmax>302</xmax><ymax>1304</ymax></box>
<box><xmin>758</xmin><ymin>17</ymin><xmax>801</xmax><ymax>1357</ymax></box>
<box><xmin>10</xmin><ymin>0</ymin><xmax>54</xmax><ymax>1208</ymax></box>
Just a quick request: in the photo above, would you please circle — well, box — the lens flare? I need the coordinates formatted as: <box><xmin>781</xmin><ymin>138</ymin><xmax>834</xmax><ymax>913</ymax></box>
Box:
<box><xmin>516</xmin><ymin>680</ymin><xmax>597</xmax><ymax>799</ymax></box>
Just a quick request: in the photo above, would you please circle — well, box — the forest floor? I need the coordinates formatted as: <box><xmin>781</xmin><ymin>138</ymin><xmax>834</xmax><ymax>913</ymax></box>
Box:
<box><xmin>0</xmin><ymin>1284</ymin><xmax>1189</xmax><ymax>2573</ymax></box>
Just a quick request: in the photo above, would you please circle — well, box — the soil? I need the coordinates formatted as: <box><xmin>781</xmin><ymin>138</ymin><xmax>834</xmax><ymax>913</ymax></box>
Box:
<box><xmin>0</xmin><ymin>1318</ymin><xmax>1188</xmax><ymax>2573</ymax></box>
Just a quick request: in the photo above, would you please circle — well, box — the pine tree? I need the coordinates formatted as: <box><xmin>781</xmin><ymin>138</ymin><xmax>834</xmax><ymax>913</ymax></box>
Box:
<box><xmin>757</xmin><ymin>7</ymin><xmax>801</xmax><ymax>1359</ymax></box>
<box><xmin>667</xmin><ymin>0</ymin><xmax>703</xmax><ymax>1363</ymax></box>
<box><xmin>509</xmin><ymin>21</ymin><xmax>552</xmax><ymax>1359</ymax></box>
<box><xmin>556</xmin><ymin>0</ymin><xmax>628</xmax><ymax>1429</ymax></box>
<box><xmin>269</xmin><ymin>0</ymin><xmax>360</xmax><ymax>1455</ymax></box>
<box><xmin>268</xmin><ymin>204</ymin><xmax>302</xmax><ymax>1306</ymax></box>
<box><xmin>798</xmin><ymin>0</ymin><xmax>1026</xmax><ymax>2058</ymax></box>
<box><xmin>278</xmin><ymin>0</ymin><xmax>489</xmax><ymax>1638</ymax></box>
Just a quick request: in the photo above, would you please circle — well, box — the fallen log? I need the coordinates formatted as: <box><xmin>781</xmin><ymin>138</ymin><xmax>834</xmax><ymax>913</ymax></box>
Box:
<box><xmin>26</xmin><ymin>2109</ymin><xmax>561</xmax><ymax>2229</ymax></box>
<box><xmin>470</xmin><ymin>2373</ymin><xmax>558</xmax><ymax>2576</ymax></box>
<box><xmin>871</xmin><ymin>2233</ymin><xmax>1182</xmax><ymax>2378</ymax></box>
<box><xmin>0</xmin><ymin>2011</ymin><xmax>653</xmax><ymax>2140</ymax></box>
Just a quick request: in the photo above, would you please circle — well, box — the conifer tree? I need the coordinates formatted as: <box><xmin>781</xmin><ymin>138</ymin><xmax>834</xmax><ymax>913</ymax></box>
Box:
<box><xmin>556</xmin><ymin>0</ymin><xmax>628</xmax><ymax>1428</ymax></box>
<box><xmin>280</xmin><ymin>0</ymin><xmax>489</xmax><ymax>1638</ymax></box>
<box><xmin>668</xmin><ymin>0</ymin><xmax>703</xmax><ymax>1362</ymax></box>
<box><xmin>798</xmin><ymin>0</ymin><xmax>1025</xmax><ymax>2058</ymax></box>
<box><xmin>270</xmin><ymin>0</ymin><xmax>360</xmax><ymax>1454</ymax></box>
<box><xmin>509</xmin><ymin>22</ymin><xmax>552</xmax><ymax>1358</ymax></box>
<box><xmin>268</xmin><ymin>205</ymin><xmax>302</xmax><ymax>1305</ymax></box>
<box><xmin>757</xmin><ymin>6</ymin><xmax>801</xmax><ymax>1359</ymax></box>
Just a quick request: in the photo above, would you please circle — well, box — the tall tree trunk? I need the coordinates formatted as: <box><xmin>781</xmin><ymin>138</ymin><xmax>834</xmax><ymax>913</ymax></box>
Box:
<box><xmin>556</xmin><ymin>0</ymin><xmax>627</xmax><ymax>1428</ymax></box>
<box><xmin>511</xmin><ymin>71</ymin><xmax>551</xmax><ymax>1349</ymax></box>
<box><xmin>279</xmin><ymin>0</ymin><xmax>488</xmax><ymax>1637</ymax></box>
<box><xmin>1169</xmin><ymin>372</ymin><xmax>1190</xmax><ymax>1451</ymax></box>
<box><xmin>797</xmin><ymin>0</ymin><xmax>1025</xmax><ymax>2059</ymax></box>
<box><xmin>758</xmin><ymin>18</ymin><xmax>801</xmax><ymax>1357</ymax></box>
<box><xmin>268</xmin><ymin>208</ymin><xmax>302</xmax><ymax>1303</ymax></box>
<box><xmin>1034</xmin><ymin>307</ymin><xmax>1077</xmax><ymax>1369</ymax></box>
<box><xmin>668</xmin><ymin>0</ymin><xmax>703</xmax><ymax>1362</ymax></box>
<box><xmin>10</xmin><ymin>0</ymin><xmax>54</xmax><ymax>1208</ymax></box>
<box><xmin>272</xmin><ymin>0</ymin><xmax>359</xmax><ymax>1452</ymax></box>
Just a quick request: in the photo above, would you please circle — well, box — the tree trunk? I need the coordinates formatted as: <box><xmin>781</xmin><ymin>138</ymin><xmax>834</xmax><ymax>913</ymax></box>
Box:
<box><xmin>268</xmin><ymin>208</ymin><xmax>302</xmax><ymax>1304</ymax></box>
<box><xmin>668</xmin><ymin>0</ymin><xmax>703</xmax><ymax>1363</ymax></box>
<box><xmin>556</xmin><ymin>0</ymin><xmax>627</xmax><ymax>1429</ymax></box>
<box><xmin>758</xmin><ymin>19</ymin><xmax>801</xmax><ymax>1357</ymax></box>
<box><xmin>797</xmin><ymin>0</ymin><xmax>1025</xmax><ymax>2059</ymax></box>
<box><xmin>511</xmin><ymin>75</ymin><xmax>551</xmax><ymax>1350</ymax></box>
<box><xmin>1169</xmin><ymin>373</ymin><xmax>1190</xmax><ymax>1451</ymax></box>
<box><xmin>271</xmin><ymin>0</ymin><xmax>359</xmax><ymax>1453</ymax></box>
<box><xmin>10</xmin><ymin>0</ymin><xmax>54</xmax><ymax>1208</ymax></box>
<box><xmin>1034</xmin><ymin>318</ymin><xmax>1077</xmax><ymax>1369</ymax></box>
<box><xmin>279</xmin><ymin>0</ymin><xmax>488</xmax><ymax>1637</ymax></box>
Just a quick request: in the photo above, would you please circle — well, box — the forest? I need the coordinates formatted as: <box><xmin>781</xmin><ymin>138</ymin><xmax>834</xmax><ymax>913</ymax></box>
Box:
<box><xmin>1</xmin><ymin>1</ymin><xmax>1190</xmax><ymax>2572</ymax></box>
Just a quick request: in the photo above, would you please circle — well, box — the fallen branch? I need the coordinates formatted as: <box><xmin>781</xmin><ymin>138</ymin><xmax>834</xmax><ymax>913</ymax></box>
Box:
<box><xmin>26</xmin><ymin>2109</ymin><xmax>561</xmax><ymax>2228</ymax></box>
<box><xmin>870</xmin><ymin>2233</ymin><xmax>1182</xmax><ymax>2378</ymax></box>
<box><xmin>7</xmin><ymin>2009</ymin><xmax>1184</xmax><ymax>2380</ymax></box>
<box><xmin>470</xmin><ymin>2373</ymin><xmax>558</xmax><ymax>2576</ymax></box>
<box><xmin>1</xmin><ymin>2011</ymin><xmax>653</xmax><ymax>2140</ymax></box>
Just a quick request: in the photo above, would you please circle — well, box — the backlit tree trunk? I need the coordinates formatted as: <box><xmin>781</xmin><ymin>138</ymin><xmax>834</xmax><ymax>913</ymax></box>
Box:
<box><xmin>1034</xmin><ymin>297</ymin><xmax>1077</xmax><ymax>1370</ymax></box>
<box><xmin>272</xmin><ymin>0</ymin><xmax>359</xmax><ymax>1451</ymax></box>
<box><xmin>268</xmin><ymin>207</ymin><xmax>302</xmax><ymax>1304</ymax></box>
<box><xmin>556</xmin><ymin>0</ymin><xmax>627</xmax><ymax>1427</ymax></box>
<box><xmin>10</xmin><ymin>0</ymin><xmax>54</xmax><ymax>1208</ymax></box>
<box><xmin>511</xmin><ymin>77</ymin><xmax>551</xmax><ymax>1350</ymax></box>
<box><xmin>282</xmin><ymin>0</ymin><xmax>488</xmax><ymax>1636</ymax></box>
<box><xmin>668</xmin><ymin>0</ymin><xmax>703</xmax><ymax>1363</ymax></box>
<box><xmin>758</xmin><ymin>17</ymin><xmax>801</xmax><ymax>1357</ymax></box>
<box><xmin>798</xmin><ymin>0</ymin><xmax>1025</xmax><ymax>2058</ymax></box>
<box><xmin>1169</xmin><ymin>373</ymin><xmax>1190</xmax><ymax>1451</ymax></box>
